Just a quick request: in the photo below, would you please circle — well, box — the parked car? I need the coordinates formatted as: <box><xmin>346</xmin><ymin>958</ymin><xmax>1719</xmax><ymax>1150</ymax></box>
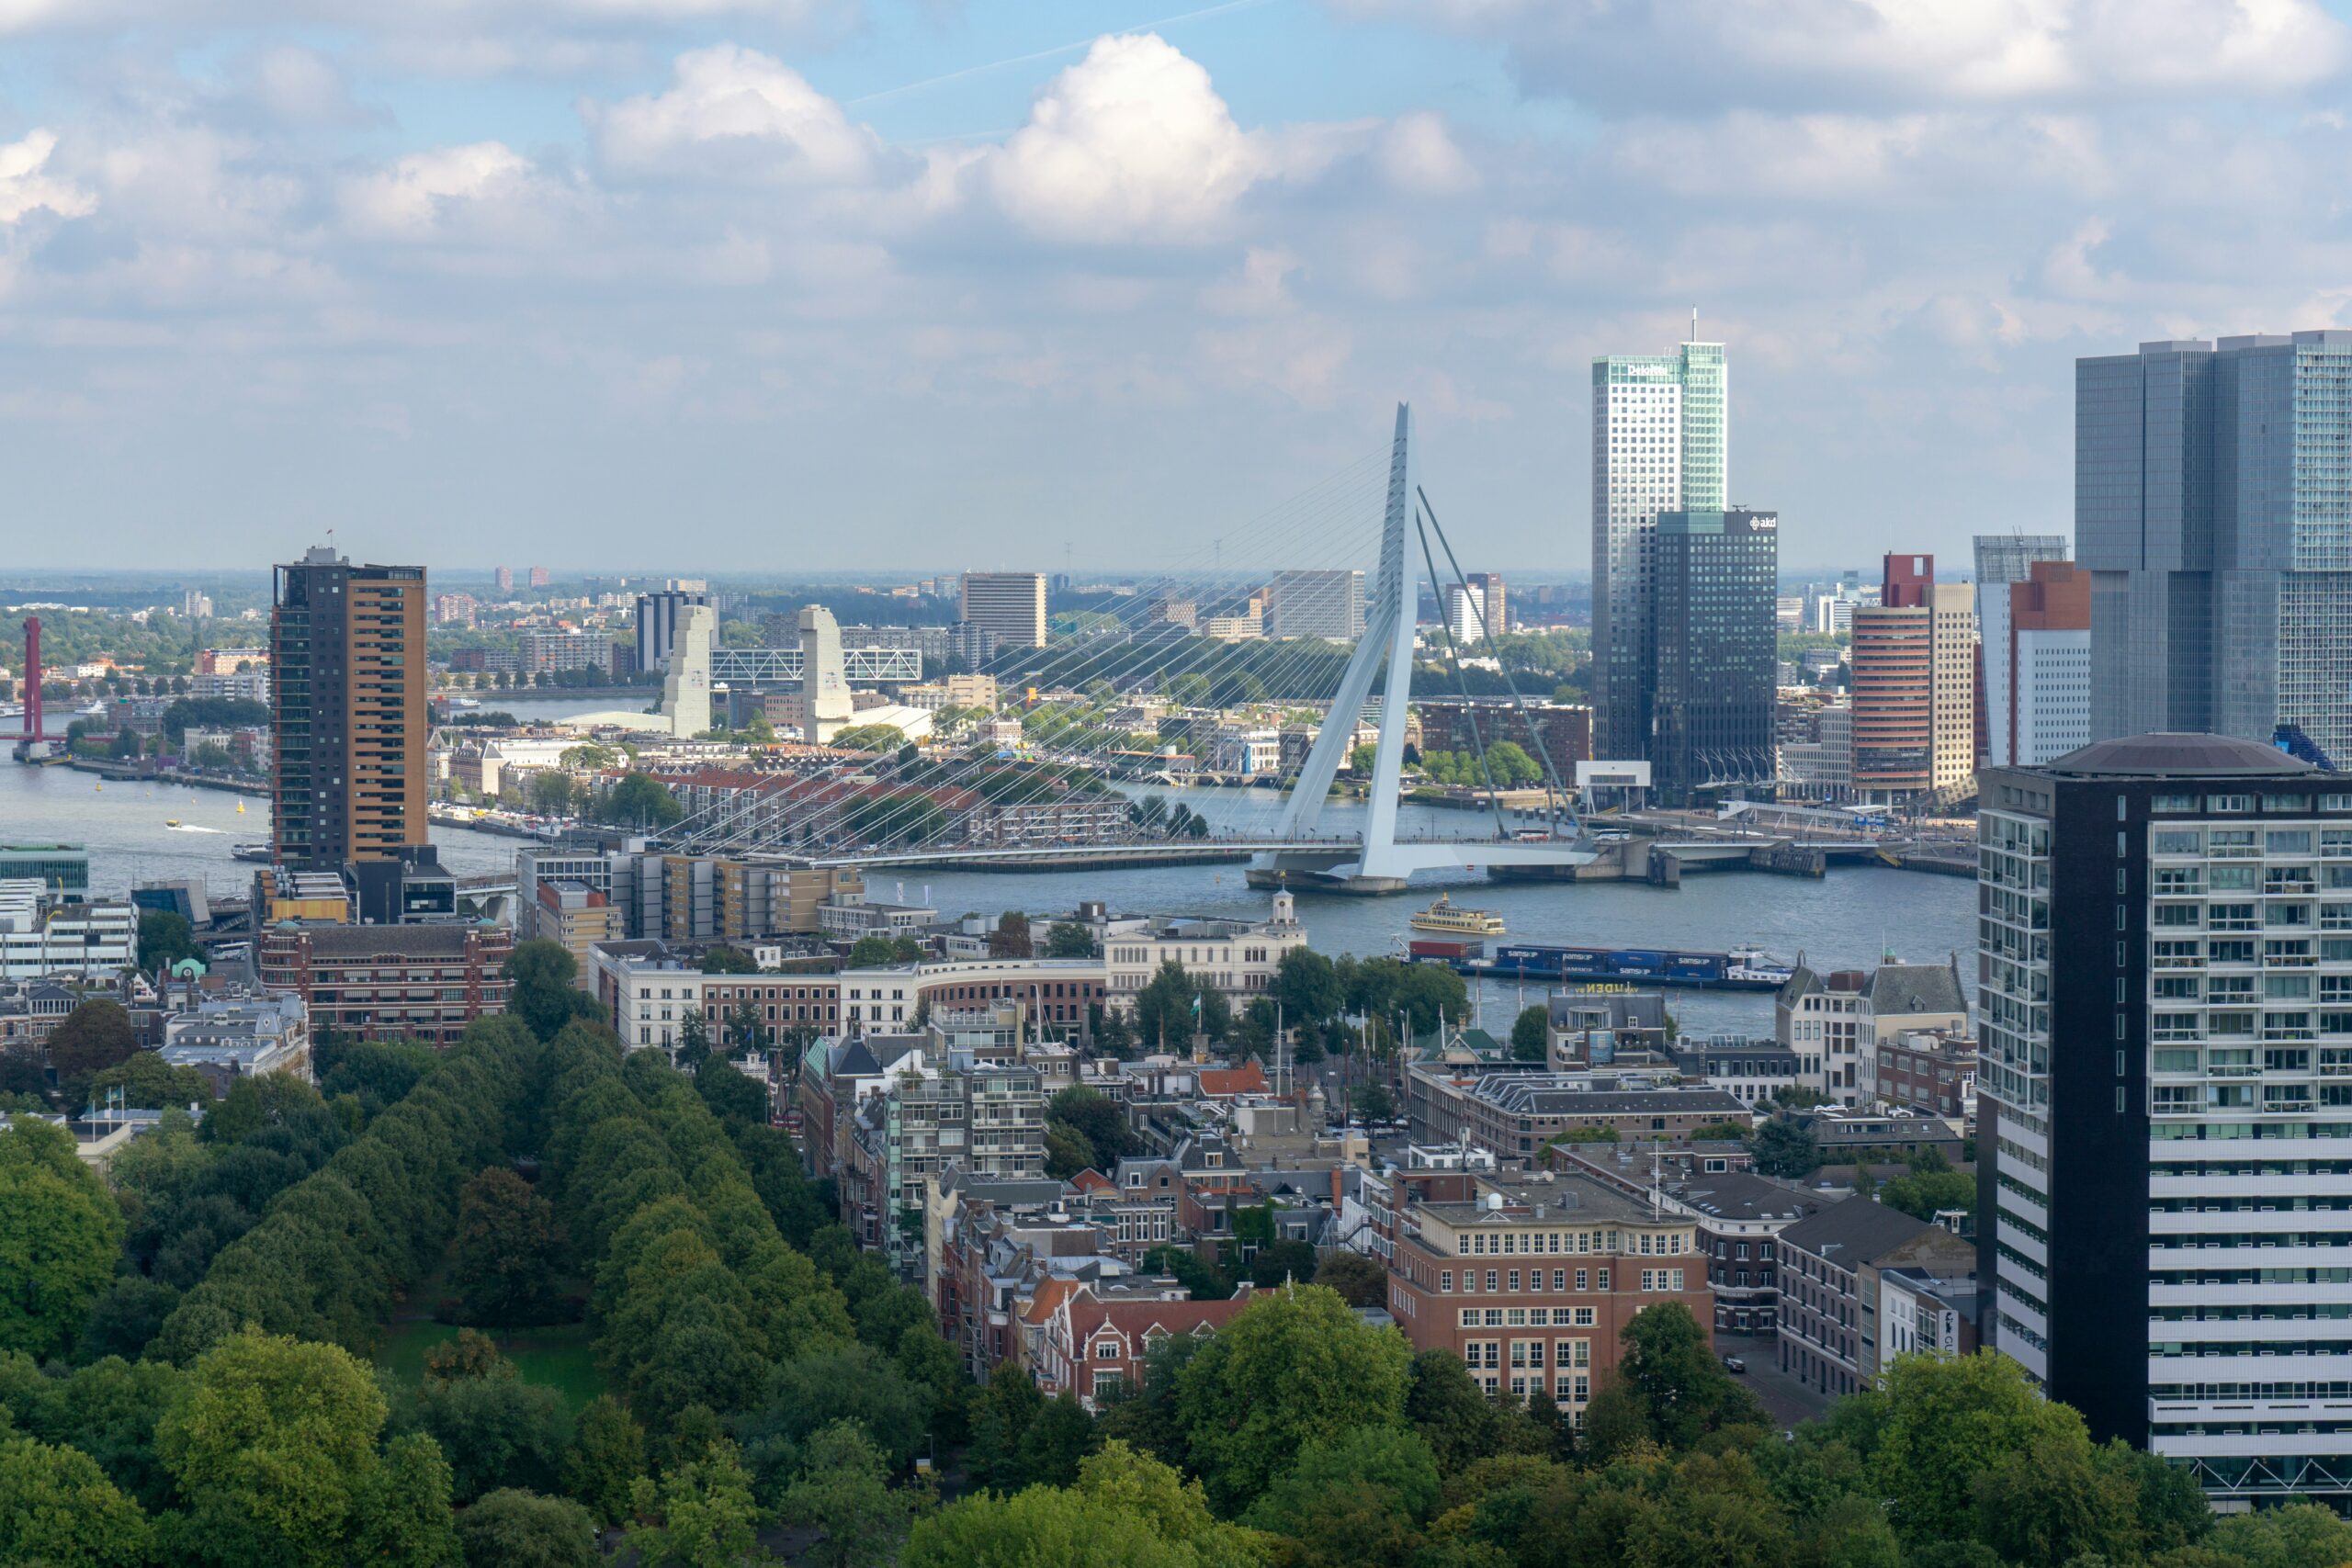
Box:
<box><xmin>1721</xmin><ymin>1355</ymin><xmax>1747</xmax><ymax>1373</ymax></box>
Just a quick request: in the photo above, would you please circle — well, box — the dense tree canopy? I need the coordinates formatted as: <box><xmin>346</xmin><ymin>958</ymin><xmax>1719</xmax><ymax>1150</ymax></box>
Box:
<box><xmin>0</xmin><ymin>1115</ymin><xmax>125</xmax><ymax>1358</ymax></box>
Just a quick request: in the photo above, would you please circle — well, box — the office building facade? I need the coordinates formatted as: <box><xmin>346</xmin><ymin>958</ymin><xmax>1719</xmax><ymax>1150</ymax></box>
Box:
<box><xmin>1979</xmin><ymin>734</ymin><xmax>2352</xmax><ymax>1501</ymax></box>
<box><xmin>1974</xmin><ymin>534</ymin><xmax>2070</xmax><ymax>766</ymax></box>
<box><xmin>271</xmin><ymin>547</ymin><xmax>426</xmax><ymax>871</ymax></box>
<box><xmin>1441</xmin><ymin>581</ymin><xmax>1487</xmax><ymax>646</ymax></box>
<box><xmin>1265</xmin><ymin>570</ymin><xmax>1365</xmax><ymax>640</ymax></box>
<box><xmin>959</xmin><ymin>572</ymin><xmax>1047</xmax><ymax>649</ymax></box>
<box><xmin>1849</xmin><ymin>554</ymin><xmax>1973</xmax><ymax>804</ymax></box>
<box><xmin>1591</xmin><ymin>338</ymin><xmax>1725</xmax><ymax>758</ymax></box>
<box><xmin>636</xmin><ymin>583</ymin><xmax>713</xmax><ymax>674</ymax></box>
<box><xmin>1984</xmin><ymin>560</ymin><xmax>2092</xmax><ymax>767</ymax></box>
<box><xmin>2081</xmin><ymin>333</ymin><xmax>2352</xmax><ymax>760</ymax></box>
<box><xmin>1644</xmin><ymin>509</ymin><xmax>1778</xmax><ymax>805</ymax></box>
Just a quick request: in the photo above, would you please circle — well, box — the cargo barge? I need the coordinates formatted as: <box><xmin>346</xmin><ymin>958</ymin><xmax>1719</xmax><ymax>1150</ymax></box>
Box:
<box><xmin>1406</xmin><ymin>939</ymin><xmax>1793</xmax><ymax>992</ymax></box>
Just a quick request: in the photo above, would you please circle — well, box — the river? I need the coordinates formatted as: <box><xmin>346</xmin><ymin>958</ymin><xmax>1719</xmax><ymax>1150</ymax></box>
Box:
<box><xmin>3</xmin><ymin>691</ymin><xmax>1979</xmax><ymax>1040</ymax></box>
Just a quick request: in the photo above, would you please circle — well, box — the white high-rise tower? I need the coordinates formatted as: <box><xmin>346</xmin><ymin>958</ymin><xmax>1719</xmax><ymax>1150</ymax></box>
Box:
<box><xmin>1591</xmin><ymin>334</ymin><xmax>1724</xmax><ymax>760</ymax></box>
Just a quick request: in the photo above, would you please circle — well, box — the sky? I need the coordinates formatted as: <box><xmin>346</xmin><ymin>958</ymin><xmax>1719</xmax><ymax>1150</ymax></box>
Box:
<box><xmin>5</xmin><ymin>0</ymin><xmax>2352</xmax><ymax>577</ymax></box>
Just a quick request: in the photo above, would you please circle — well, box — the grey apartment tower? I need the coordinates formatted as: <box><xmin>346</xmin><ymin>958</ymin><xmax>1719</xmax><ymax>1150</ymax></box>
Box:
<box><xmin>2079</xmin><ymin>333</ymin><xmax>2352</xmax><ymax>760</ymax></box>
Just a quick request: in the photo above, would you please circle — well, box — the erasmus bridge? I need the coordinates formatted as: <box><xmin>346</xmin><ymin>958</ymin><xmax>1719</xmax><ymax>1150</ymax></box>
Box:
<box><xmin>652</xmin><ymin>405</ymin><xmax>1608</xmax><ymax>895</ymax></box>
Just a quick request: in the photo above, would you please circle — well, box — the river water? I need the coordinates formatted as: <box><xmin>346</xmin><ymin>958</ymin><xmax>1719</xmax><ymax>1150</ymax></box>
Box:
<box><xmin>3</xmin><ymin>692</ymin><xmax>1979</xmax><ymax>1040</ymax></box>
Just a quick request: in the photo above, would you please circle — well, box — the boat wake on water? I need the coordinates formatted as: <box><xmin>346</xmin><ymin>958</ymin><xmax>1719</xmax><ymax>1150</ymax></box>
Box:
<box><xmin>166</xmin><ymin>823</ymin><xmax>228</xmax><ymax>834</ymax></box>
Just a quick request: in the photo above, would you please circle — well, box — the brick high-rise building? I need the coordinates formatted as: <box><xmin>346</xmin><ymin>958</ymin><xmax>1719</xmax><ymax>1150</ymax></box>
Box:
<box><xmin>1850</xmin><ymin>554</ymin><xmax>1973</xmax><ymax>805</ymax></box>
<box><xmin>270</xmin><ymin>547</ymin><xmax>426</xmax><ymax>872</ymax></box>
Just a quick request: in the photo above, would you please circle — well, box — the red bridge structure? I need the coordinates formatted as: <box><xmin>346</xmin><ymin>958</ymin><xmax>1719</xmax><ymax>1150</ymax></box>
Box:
<box><xmin>13</xmin><ymin>616</ymin><xmax>80</xmax><ymax>755</ymax></box>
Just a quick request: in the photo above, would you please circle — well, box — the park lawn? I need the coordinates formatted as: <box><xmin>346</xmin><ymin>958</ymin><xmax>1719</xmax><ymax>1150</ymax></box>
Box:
<box><xmin>378</xmin><ymin>1318</ymin><xmax>605</xmax><ymax>1425</ymax></box>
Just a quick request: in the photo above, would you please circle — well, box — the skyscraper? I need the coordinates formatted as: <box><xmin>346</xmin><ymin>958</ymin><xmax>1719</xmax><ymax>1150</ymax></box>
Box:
<box><xmin>528</xmin><ymin>566</ymin><xmax>550</xmax><ymax>589</ymax></box>
<box><xmin>493</xmin><ymin>566</ymin><xmax>513</xmax><ymax>594</ymax></box>
<box><xmin>1265</xmin><ymin>570</ymin><xmax>1365</xmax><ymax>640</ymax></box>
<box><xmin>1978</xmin><ymin>735</ymin><xmax>2352</xmax><ymax>1501</ymax></box>
<box><xmin>1591</xmin><ymin>336</ymin><xmax>1725</xmax><ymax>759</ymax></box>
<box><xmin>1645</xmin><ymin>509</ymin><xmax>1778</xmax><ymax>805</ymax></box>
<box><xmin>1974</xmin><ymin>535</ymin><xmax>2070</xmax><ymax>767</ymax></box>
<box><xmin>1441</xmin><ymin>581</ymin><xmax>1486</xmax><ymax>646</ymax></box>
<box><xmin>958</xmin><ymin>572</ymin><xmax>1047</xmax><ymax>649</ymax></box>
<box><xmin>271</xmin><ymin>547</ymin><xmax>426</xmax><ymax>872</ymax></box>
<box><xmin>1466</xmin><ymin>571</ymin><xmax>1507</xmax><ymax>635</ymax></box>
<box><xmin>1984</xmin><ymin>560</ymin><xmax>2092</xmax><ymax>767</ymax></box>
<box><xmin>1850</xmin><ymin>554</ymin><xmax>1973</xmax><ymax>804</ymax></box>
<box><xmin>2080</xmin><ymin>332</ymin><xmax>2352</xmax><ymax>759</ymax></box>
<box><xmin>635</xmin><ymin>581</ymin><xmax>713</xmax><ymax>673</ymax></box>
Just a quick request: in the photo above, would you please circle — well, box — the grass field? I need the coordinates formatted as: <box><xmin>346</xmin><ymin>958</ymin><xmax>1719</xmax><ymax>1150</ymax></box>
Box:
<box><xmin>378</xmin><ymin>1318</ymin><xmax>605</xmax><ymax>1425</ymax></box>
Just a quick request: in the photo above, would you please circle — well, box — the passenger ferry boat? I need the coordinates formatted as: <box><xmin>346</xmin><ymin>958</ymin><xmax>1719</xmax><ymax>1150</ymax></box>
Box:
<box><xmin>1409</xmin><ymin>893</ymin><xmax>1507</xmax><ymax>937</ymax></box>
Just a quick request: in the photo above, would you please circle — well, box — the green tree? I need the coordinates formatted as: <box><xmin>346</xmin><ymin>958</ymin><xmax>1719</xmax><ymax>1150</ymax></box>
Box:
<box><xmin>1872</xmin><ymin>1351</ymin><xmax>2091</xmax><ymax>1545</ymax></box>
<box><xmin>316</xmin><ymin>1038</ymin><xmax>438</xmax><ymax>1120</ymax></box>
<box><xmin>1047</xmin><ymin>1086</ymin><xmax>1134</xmax><ymax>1167</ymax></box>
<box><xmin>1239</xmin><ymin>1426</ymin><xmax>1439</xmax><ymax>1568</ymax></box>
<box><xmin>627</xmin><ymin>1438</ymin><xmax>768</xmax><ymax>1568</ymax></box>
<box><xmin>701</xmin><ymin>944</ymin><xmax>758</xmax><ymax>975</ymax></box>
<box><xmin>1752</xmin><ymin>1115</ymin><xmax>1819</xmax><ymax>1179</ymax></box>
<box><xmin>2205</xmin><ymin>1501</ymin><xmax>2352</xmax><ymax>1568</ymax></box>
<box><xmin>1133</xmin><ymin>959</ymin><xmax>1227</xmax><ymax>1049</ymax></box>
<box><xmin>904</xmin><ymin>1440</ymin><xmax>1263</xmax><ymax>1568</ymax></box>
<box><xmin>969</xmin><ymin>1368</ymin><xmax>1047</xmax><ymax>1495</ymax></box>
<box><xmin>1612</xmin><ymin>1301</ymin><xmax>1767</xmax><ymax>1450</ymax></box>
<box><xmin>1044</xmin><ymin>1121</ymin><xmax>1097</xmax><ymax>1180</ymax></box>
<box><xmin>778</xmin><ymin>1419</ymin><xmax>919</xmax><ymax>1568</ymax></box>
<box><xmin>1174</xmin><ymin>1284</ymin><xmax>1412</xmax><ymax>1513</ymax></box>
<box><xmin>0</xmin><ymin>1115</ymin><xmax>125</xmax><ymax>1358</ymax></box>
<box><xmin>0</xmin><ymin>1430</ymin><xmax>153</xmax><ymax>1567</ymax></box>
<box><xmin>1970</xmin><ymin>1425</ymin><xmax>2137</xmax><ymax>1568</ymax></box>
<box><xmin>831</xmin><ymin>724</ymin><xmax>910</xmax><ymax>753</ymax></box>
<box><xmin>530</xmin><ymin>771</ymin><xmax>576</xmax><ymax>817</ymax></box>
<box><xmin>1311</xmin><ymin>1248</ymin><xmax>1389</xmax><ymax>1308</ymax></box>
<box><xmin>1509</xmin><ymin>1004</ymin><xmax>1548</xmax><ymax>1063</ymax></box>
<box><xmin>410</xmin><ymin>1359</ymin><xmax>566</xmax><ymax>1504</ymax></box>
<box><xmin>1879</xmin><ymin>1168</ymin><xmax>1975</xmax><ymax>1223</ymax></box>
<box><xmin>561</xmin><ymin>1395</ymin><xmax>647</xmax><ymax>1528</ymax></box>
<box><xmin>1044</xmin><ymin>921</ymin><xmax>1099</xmax><ymax>958</ymax></box>
<box><xmin>989</xmin><ymin>912</ymin><xmax>1034</xmax><ymax>959</ymax></box>
<box><xmin>1354</xmin><ymin>1082</ymin><xmax>1396</xmax><ymax>1122</ymax></box>
<box><xmin>137</xmin><ymin>909</ymin><xmax>197</xmax><ymax>973</ymax></box>
<box><xmin>848</xmin><ymin>934</ymin><xmax>901</xmax><ymax>968</ymax></box>
<box><xmin>47</xmin><ymin>1000</ymin><xmax>140</xmax><ymax>1100</ymax></box>
<box><xmin>505</xmin><ymin>941</ymin><xmax>605</xmax><ymax>1041</ymax></box>
<box><xmin>89</xmin><ymin>1049</ymin><xmax>216</xmax><ymax>1111</ymax></box>
<box><xmin>155</xmin><ymin>1328</ymin><xmax>454</xmax><ymax>1568</ymax></box>
<box><xmin>457</xmin><ymin>1488</ymin><xmax>600</xmax><ymax>1568</ymax></box>
<box><xmin>450</xmin><ymin>1166</ymin><xmax>565</xmax><ymax>1326</ymax></box>
<box><xmin>603</xmin><ymin>772</ymin><xmax>684</xmax><ymax>829</ymax></box>
<box><xmin>1273</xmin><ymin>947</ymin><xmax>1341</xmax><ymax>1028</ymax></box>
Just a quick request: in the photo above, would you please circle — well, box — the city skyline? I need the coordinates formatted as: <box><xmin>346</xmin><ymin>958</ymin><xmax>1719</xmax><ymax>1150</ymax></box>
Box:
<box><xmin>7</xmin><ymin>3</ymin><xmax>2352</xmax><ymax>569</ymax></box>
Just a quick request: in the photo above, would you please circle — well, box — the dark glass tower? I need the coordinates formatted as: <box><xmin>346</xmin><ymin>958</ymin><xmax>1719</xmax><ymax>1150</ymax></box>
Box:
<box><xmin>1644</xmin><ymin>509</ymin><xmax>1778</xmax><ymax>806</ymax></box>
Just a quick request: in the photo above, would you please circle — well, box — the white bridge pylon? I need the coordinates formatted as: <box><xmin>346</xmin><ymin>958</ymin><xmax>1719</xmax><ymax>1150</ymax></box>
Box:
<box><xmin>1251</xmin><ymin>403</ymin><xmax>1599</xmax><ymax>894</ymax></box>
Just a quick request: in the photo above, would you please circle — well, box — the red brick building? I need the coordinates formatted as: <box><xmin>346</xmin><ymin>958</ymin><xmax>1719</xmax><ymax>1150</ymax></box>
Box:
<box><xmin>257</xmin><ymin>922</ymin><xmax>513</xmax><ymax>1046</ymax></box>
<box><xmin>1032</xmin><ymin>1282</ymin><xmax>1254</xmax><ymax>1408</ymax></box>
<box><xmin>1383</xmin><ymin>1169</ymin><xmax>1714</xmax><ymax>1416</ymax></box>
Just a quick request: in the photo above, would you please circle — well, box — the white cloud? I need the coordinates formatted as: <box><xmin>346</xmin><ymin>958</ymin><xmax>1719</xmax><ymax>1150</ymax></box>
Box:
<box><xmin>0</xmin><ymin>0</ymin><xmax>853</xmax><ymax>33</ymax></box>
<box><xmin>585</xmin><ymin>44</ymin><xmax>877</xmax><ymax>183</ymax></box>
<box><xmin>1201</xmin><ymin>246</ymin><xmax>1300</xmax><ymax>315</ymax></box>
<box><xmin>247</xmin><ymin>45</ymin><xmax>372</xmax><ymax>124</ymax></box>
<box><xmin>1338</xmin><ymin>0</ymin><xmax>2348</xmax><ymax>107</ymax></box>
<box><xmin>984</xmin><ymin>33</ymin><xmax>1273</xmax><ymax>243</ymax></box>
<box><xmin>340</xmin><ymin>141</ymin><xmax>571</xmax><ymax>241</ymax></box>
<box><xmin>1375</xmin><ymin>111</ymin><xmax>1476</xmax><ymax>194</ymax></box>
<box><xmin>0</xmin><ymin>130</ymin><xmax>96</xmax><ymax>224</ymax></box>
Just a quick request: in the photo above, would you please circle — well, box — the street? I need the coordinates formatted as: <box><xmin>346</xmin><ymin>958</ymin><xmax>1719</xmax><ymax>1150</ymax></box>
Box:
<box><xmin>1713</xmin><ymin>1330</ymin><xmax>1834</xmax><ymax>1432</ymax></box>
